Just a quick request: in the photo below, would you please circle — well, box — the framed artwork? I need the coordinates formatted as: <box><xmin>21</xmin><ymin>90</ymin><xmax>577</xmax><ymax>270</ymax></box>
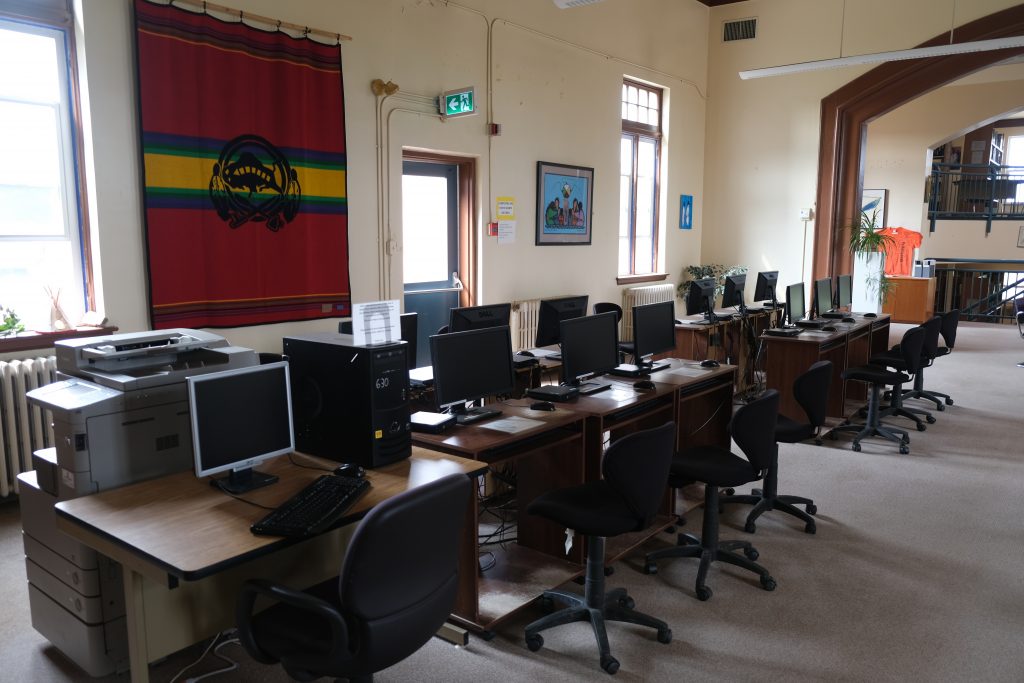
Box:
<box><xmin>536</xmin><ymin>161</ymin><xmax>593</xmax><ymax>245</ymax></box>
<box><xmin>861</xmin><ymin>188</ymin><xmax>889</xmax><ymax>227</ymax></box>
<box><xmin>1017</xmin><ymin>225</ymin><xmax>1024</xmax><ymax>249</ymax></box>
<box><xmin>679</xmin><ymin>194</ymin><xmax>693</xmax><ymax>229</ymax></box>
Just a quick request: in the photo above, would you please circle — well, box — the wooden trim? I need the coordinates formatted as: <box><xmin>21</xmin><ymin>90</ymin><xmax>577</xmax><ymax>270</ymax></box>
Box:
<box><xmin>814</xmin><ymin>5</ymin><xmax>1024</xmax><ymax>281</ymax></box>
<box><xmin>0</xmin><ymin>326</ymin><xmax>118</xmax><ymax>355</ymax></box>
<box><xmin>616</xmin><ymin>273</ymin><xmax>669</xmax><ymax>286</ymax></box>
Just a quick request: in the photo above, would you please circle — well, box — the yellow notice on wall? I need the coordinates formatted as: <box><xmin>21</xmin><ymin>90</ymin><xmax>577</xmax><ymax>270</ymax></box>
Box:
<box><xmin>496</xmin><ymin>196</ymin><xmax>515</xmax><ymax>220</ymax></box>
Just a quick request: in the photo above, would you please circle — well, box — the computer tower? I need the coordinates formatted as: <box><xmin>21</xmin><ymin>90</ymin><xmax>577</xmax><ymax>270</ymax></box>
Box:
<box><xmin>283</xmin><ymin>332</ymin><xmax>411</xmax><ymax>468</ymax></box>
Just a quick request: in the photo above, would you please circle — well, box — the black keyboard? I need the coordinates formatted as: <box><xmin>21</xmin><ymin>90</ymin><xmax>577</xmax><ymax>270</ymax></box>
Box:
<box><xmin>251</xmin><ymin>475</ymin><xmax>371</xmax><ymax>538</ymax></box>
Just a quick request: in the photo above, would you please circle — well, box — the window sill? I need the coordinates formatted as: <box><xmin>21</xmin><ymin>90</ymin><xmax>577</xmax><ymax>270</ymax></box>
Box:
<box><xmin>616</xmin><ymin>273</ymin><xmax>669</xmax><ymax>286</ymax></box>
<box><xmin>0</xmin><ymin>326</ymin><xmax>118</xmax><ymax>355</ymax></box>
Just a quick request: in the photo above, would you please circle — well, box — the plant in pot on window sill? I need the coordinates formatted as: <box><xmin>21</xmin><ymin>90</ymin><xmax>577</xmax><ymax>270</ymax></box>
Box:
<box><xmin>1</xmin><ymin>306</ymin><xmax>26</xmax><ymax>338</ymax></box>
<box><xmin>848</xmin><ymin>207</ymin><xmax>895</xmax><ymax>312</ymax></box>
<box><xmin>677</xmin><ymin>264</ymin><xmax>748</xmax><ymax>304</ymax></box>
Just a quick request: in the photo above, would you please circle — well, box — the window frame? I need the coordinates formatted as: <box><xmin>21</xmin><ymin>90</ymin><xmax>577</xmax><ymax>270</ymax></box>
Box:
<box><xmin>619</xmin><ymin>79</ymin><xmax>664</xmax><ymax>278</ymax></box>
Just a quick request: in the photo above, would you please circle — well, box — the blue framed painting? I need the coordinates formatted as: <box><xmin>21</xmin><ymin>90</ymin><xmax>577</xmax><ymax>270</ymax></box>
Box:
<box><xmin>679</xmin><ymin>194</ymin><xmax>693</xmax><ymax>229</ymax></box>
<box><xmin>536</xmin><ymin>161</ymin><xmax>593</xmax><ymax>245</ymax></box>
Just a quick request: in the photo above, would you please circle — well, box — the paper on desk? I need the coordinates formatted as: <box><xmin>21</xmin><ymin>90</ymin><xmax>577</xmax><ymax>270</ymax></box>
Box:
<box><xmin>667</xmin><ymin>366</ymin><xmax>712</xmax><ymax>377</ymax></box>
<box><xmin>593</xmin><ymin>387</ymin><xmax>637</xmax><ymax>402</ymax></box>
<box><xmin>481</xmin><ymin>416</ymin><xmax>544</xmax><ymax>433</ymax></box>
<box><xmin>352</xmin><ymin>300</ymin><xmax>400</xmax><ymax>346</ymax></box>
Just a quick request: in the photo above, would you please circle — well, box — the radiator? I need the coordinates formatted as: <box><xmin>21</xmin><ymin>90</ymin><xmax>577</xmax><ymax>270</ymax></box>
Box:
<box><xmin>622</xmin><ymin>283</ymin><xmax>676</xmax><ymax>341</ymax></box>
<box><xmin>0</xmin><ymin>357</ymin><xmax>57</xmax><ymax>497</ymax></box>
<box><xmin>510</xmin><ymin>298</ymin><xmax>542</xmax><ymax>351</ymax></box>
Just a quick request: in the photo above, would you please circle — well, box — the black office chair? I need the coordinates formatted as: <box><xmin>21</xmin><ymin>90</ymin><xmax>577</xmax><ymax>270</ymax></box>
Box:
<box><xmin>885</xmin><ymin>315</ymin><xmax>945</xmax><ymax>413</ymax></box>
<box><xmin>721</xmin><ymin>361</ymin><xmax>831</xmax><ymax>534</ymax></box>
<box><xmin>524</xmin><ymin>422</ymin><xmax>675</xmax><ymax>674</ymax></box>
<box><xmin>593</xmin><ymin>302</ymin><xmax>635</xmax><ymax>360</ymax></box>
<box><xmin>828</xmin><ymin>325</ymin><xmax>925</xmax><ymax>454</ymax></box>
<box><xmin>872</xmin><ymin>316</ymin><xmax>941</xmax><ymax>430</ymax></box>
<box><xmin>927</xmin><ymin>309</ymin><xmax>960</xmax><ymax>404</ymax></box>
<box><xmin>236</xmin><ymin>473</ymin><xmax>471</xmax><ymax>682</ymax></box>
<box><xmin>643</xmin><ymin>392</ymin><xmax>779</xmax><ymax>601</ymax></box>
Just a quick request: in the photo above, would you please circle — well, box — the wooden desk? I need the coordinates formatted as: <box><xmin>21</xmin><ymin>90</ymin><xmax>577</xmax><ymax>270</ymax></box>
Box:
<box><xmin>55</xmin><ymin>450</ymin><xmax>486</xmax><ymax>683</ymax></box>
<box><xmin>882</xmin><ymin>276</ymin><xmax>936</xmax><ymax>323</ymax></box>
<box><xmin>674</xmin><ymin>309</ymin><xmax>780</xmax><ymax>392</ymax></box>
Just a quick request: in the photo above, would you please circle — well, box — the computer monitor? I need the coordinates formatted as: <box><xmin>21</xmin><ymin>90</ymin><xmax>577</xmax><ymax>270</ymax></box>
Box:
<box><xmin>835</xmin><ymin>274</ymin><xmax>853</xmax><ymax>310</ymax></box>
<box><xmin>430</xmin><ymin>326</ymin><xmax>515</xmax><ymax>419</ymax></box>
<box><xmin>339</xmin><ymin>312</ymin><xmax>418</xmax><ymax>370</ymax></box>
<box><xmin>684</xmin><ymin>278</ymin><xmax>717</xmax><ymax>324</ymax></box>
<box><xmin>722</xmin><ymin>273</ymin><xmax>747</xmax><ymax>315</ymax></box>
<box><xmin>448</xmin><ymin>303</ymin><xmax>512</xmax><ymax>333</ymax></box>
<box><xmin>535</xmin><ymin>295</ymin><xmax>589</xmax><ymax>347</ymax></box>
<box><xmin>785</xmin><ymin>282</ymin><xmax>806</xmax><ymax>325</ymax></box>
<box><xmin>813</xmin><ymin>278</ymin><xmax>833</xmax><ymax>318</ymax></box>
<box><xmin>632</xmin><ymin>300</ymin><xmax>675</xmax><ymax>372</ymax></box>
<box><xmin>753</xmin><ymin>271</ymin><xmax>780</xmax><ymax>308</ymax></box>
<box><xmin>559</xmin><ymin>312</ymin><xmax>619</xmax><ymax>391</ymax></box>
<box><xmin>189</xmin><ymin>361</ymin><xmax>293</xmax><ymax>495</ymax></box>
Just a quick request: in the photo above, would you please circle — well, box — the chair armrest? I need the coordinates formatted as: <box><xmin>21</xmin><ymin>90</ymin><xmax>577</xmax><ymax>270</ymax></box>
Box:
<box><xmin>236</xmin><ymin>579</ymin><xmax>350</xmax><ymax>665</ymax></box>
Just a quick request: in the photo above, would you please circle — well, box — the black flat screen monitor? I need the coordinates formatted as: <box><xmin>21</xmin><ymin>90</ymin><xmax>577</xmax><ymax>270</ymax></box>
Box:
<box><xmin>560</xmin><ymin>312</ymin><xmax>619</xmax><ymax>388</ymax></box>
<box><xmin>684</xmin><ymin>278</ymin><xmax>717</xmax><ymax>323</ymax></box>
<box><xmin>753</xmin><ymin>271</ymin><xmax>779</xmax><ymax>306</ymax></box>
<box><xmin>785</xmin><ymin>283</ymin><xmax>806</xmax><ymax>325</ymax></box>
<box><xmin>813</xmin><ymin>278</ymin><xmax>833</xmax><ymax>317</ymax></box>
<box><xmin>430</xmin><ymin>326</ymin><xmax>515</xmax><ymax>411</ymax></box>
<box><xmin>189</xmin><ymin>361</ymin><xmax>293</xmax><ymax>494</ymax></box>
<box><xmin>722</xmin><ymin>274</ymin><xmax>747</xmax><ymax>315</ymax></box>
<box><xmin>836</xmin><ymin>274</ymin><xmax>853</xmax><ymax>309</ymax></box>
<box><xmin>632</xmin><ymin>300</ymin><xmax>676</xmax><ymax>369</ymax></box>
<box><xmin>339</xmin><ymin>312</ymin><xmax>418</xmax><ymax>370</ymax></box>
<box><xmin>535</xmin><ymin>295</ymin><xmax>589</xmax><ymax>347</ymax></box>
<box><xmin>449</xmin><ymin>303</ymin><xmax>511</xmax><ymax>333</ymax></box>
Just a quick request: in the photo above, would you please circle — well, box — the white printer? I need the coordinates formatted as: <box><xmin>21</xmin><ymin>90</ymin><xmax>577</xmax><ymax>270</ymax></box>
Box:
<box><xmin>21</xmin><ymin>329</ymin><xmax>258</xmax><ymax>676</ymax></box>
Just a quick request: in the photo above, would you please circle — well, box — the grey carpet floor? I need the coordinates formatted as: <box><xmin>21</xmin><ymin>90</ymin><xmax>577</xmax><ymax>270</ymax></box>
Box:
<box><xmin>2</xmin><ymin>322</ymin><xmax>1022</xmax><ymax>682</ymax></box>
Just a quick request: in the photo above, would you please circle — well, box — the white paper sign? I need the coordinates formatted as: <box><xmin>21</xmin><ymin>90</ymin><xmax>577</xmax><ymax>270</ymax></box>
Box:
<box><xmin>352</xmin><ymin>300</ymin><xmax>401</xmax><ymax>346</ymax></box>
<box><xmin>498</xmin><ymin>220</ymin><xmax>516</xmax><ymax>244</ymax></box>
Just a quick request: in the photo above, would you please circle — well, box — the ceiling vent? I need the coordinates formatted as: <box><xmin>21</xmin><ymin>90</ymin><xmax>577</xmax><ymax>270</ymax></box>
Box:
<box><xmin>552</xmin><ymin>0</ymin><xmax>605</xmax><ymax>9</ymax></box>
<box><xmin>723</xmin><ymin>18</ymin><xmax>757</xmax><ymax>42</ymax></box>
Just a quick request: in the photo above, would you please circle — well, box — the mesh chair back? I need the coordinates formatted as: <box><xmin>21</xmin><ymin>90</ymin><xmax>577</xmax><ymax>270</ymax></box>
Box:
<box><xmin>601</xmin><ymin>421</ymin><xmax>675</xmax><ymax>529</ymax></box>
<box><xmin>731</xmin><ymin>390</ymin><xmax>779</xmax><ymax>477</ymax></box>
<box><xmin>593</xmin><ymin>302</ymin><xmax>623</xmax><ymax>323</ymax></box>
<box><xmin>940</xmin><ymin>309</ymin><xmax>959</xmax><ymax>349</ymax></box>
<box><xmin>921</xmin><ymin>316</ymin><xmax>942</xmax><ymax>362</ymax></box>
<box><xmin>898</xmin><ymin>325</ymin><xmax>927</xmax><ymax>375</ymax></box>
<box><xmin>793</xmin><ymin>360</ymin><xmax>832</xmax><ymax>428</ymax></box>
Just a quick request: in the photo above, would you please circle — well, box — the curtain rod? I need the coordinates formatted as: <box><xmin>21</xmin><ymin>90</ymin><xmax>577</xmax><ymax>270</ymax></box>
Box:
<box><xmin>166</xmin><ymin>0</ymin><xmax>352</xmax><ymax>43</ymax></box>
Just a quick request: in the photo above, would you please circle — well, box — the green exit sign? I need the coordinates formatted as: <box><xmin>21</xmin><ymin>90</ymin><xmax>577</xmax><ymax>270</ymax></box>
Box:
<box><xmin>440</xmin><ymin>87</ymin><xmax>475</xmax><ymax>118</ymax></box>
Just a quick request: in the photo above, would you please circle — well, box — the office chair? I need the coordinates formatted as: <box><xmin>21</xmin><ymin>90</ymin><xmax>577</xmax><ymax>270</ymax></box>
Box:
<box><xmin>524</xmin><ymin>422</ymin><xmax>675</xmax><ymax>674</ymax></box>
<box><xmin>877</xmin><ymin>316</ymin><xmax>941</xmax><ymax>424</ymax></box>
<box><xmin>593</xmin><ymin>302</ymin><xmax>635</xmax><ymax>361</ymax></box>
<box><xmin>928</xmin><ymin>309</ymin><xmax>960</xmax><ymax>404</ymax></box>
<box><xmin>643</xmin><ymin>392</ymin><xmax>779</xmax><ymax>601</ymax></box>
<box><xmin>236</xmin><ymin>473</ymin><xmax>471</xmax><ymax>683</ymax></box>
<box><xmin>828</xmin><ymin>324</ymin><xmax>925</xmax><ymax>454</ymax></box>
<box><xmin>721</xmin><ymin>361</ymin><xmax>831</xmax><ymax>534</ymax></box>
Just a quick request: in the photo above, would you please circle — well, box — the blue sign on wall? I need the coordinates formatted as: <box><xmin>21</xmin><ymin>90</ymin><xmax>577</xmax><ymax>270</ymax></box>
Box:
<box><xmin>679</xmin><ymin>194</ymin><xmax>693</xmax><ymax>229</ymax></box>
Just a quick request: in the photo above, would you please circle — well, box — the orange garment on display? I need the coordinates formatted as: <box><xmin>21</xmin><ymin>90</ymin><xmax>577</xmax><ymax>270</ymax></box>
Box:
<box><xmin>879</xmin><ymin>227</ymin><xmax>923</xmax><ymax>276</ymax></box>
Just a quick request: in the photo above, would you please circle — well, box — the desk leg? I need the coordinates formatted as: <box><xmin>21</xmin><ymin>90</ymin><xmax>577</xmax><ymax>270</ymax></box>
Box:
<box><xmin>124</xmin><ymin>569</ymin><xmax>151</xmax><ymax>683</ymax></box>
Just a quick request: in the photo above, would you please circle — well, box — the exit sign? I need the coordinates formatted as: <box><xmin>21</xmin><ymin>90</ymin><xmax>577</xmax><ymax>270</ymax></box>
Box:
<box><xmin>440</xmin><ymin>87</ymin><xmax>476</xmax><ymax>118</ymax></box>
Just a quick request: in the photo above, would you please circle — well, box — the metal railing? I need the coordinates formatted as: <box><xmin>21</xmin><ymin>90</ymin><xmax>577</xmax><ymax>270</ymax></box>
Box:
<box><xmin>932</xmin><ymin>259</ymin><xmax>1024</xmax><ymax>323</ymax></box>
<box><xmin>927</xmin><ymin>163</ymin><xmax>1024</xmax><ymax>234</ymax></box>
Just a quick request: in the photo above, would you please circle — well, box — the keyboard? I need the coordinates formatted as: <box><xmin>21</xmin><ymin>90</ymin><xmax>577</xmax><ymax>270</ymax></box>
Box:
<box><xmin>251</xmin><ymin>475</ymin><xmax>371</xmax><ymax>538</ymax></box>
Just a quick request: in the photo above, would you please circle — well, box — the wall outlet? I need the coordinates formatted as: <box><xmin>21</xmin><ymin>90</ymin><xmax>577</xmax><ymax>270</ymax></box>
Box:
<box><xmin>799</xmin><ymin>207</ymin><xmax>814</xmax><ymax>220</ymax></box>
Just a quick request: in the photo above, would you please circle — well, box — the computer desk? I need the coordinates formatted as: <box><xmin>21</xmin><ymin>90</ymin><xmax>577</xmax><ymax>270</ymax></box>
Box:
<box><xmin>761</xmin><ymin>314</ymin><xmax>891</xmax><ymax>421</ymax></box>
<box><xmin>674</xmin><ymin>308</ymin><xmax>781</xmax><ymax>392</ymax></box>
<box><xmin>54</xmin><ymin>449</ymin><xmax>486</xmax><ymax>683</ymax></box>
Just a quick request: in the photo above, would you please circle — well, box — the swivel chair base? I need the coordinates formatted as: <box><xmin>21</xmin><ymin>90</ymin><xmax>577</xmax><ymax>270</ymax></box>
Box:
<box><xmin>525</xmin><ymin>536</ymin><xmax>671</xmax><ymax>675</ymax></box>
<box><xmin>643</xmin><ymin>486</ymin><xmax>776</xmax><ymax>601</ymax></box>
<box><xmin>722</xmin><ymin>490</ymin><xmax>816</xmax><ymax>534</ymax></box>
<box><xmin>829</xmin><ymin>384</ymin><xmax>910</xmax><ymax>454</ymax></box>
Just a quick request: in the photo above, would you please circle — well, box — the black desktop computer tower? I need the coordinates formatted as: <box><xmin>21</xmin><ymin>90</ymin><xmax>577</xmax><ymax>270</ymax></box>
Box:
<box><xmin>283</xmin><ymin>332</ymin><xmax>411</xmax><ymax>468</ymax></box>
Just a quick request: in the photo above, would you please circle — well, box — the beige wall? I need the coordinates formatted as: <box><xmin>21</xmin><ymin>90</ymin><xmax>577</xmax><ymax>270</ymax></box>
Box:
<box><xmin>73</xmin><ymin>0</ymin><xmax>710</xmax><ymax>352</ymax></box>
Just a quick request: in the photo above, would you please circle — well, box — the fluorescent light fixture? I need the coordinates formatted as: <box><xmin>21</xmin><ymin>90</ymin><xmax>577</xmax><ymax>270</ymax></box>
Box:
<box><xmin>739</xmin><ymin>35</ymin><xmax>1024</xmax><ymax>80</ymax></box>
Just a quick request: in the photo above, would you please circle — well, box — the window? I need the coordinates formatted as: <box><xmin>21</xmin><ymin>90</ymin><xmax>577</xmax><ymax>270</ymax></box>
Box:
<box><xmin>619</xmin><ymin>79</ymin><xmax>662</xmax><ymax>276</ymax></box>
<box><xmin>0</xmin><ymin>10</ymin><xmax>87</xmax><ymax>332</ymax></box>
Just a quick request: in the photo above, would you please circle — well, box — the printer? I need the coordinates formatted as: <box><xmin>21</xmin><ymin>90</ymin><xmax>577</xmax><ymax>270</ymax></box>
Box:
<box><xmin>21</xmin><ymin>329</ymin><xmax>258</xmax><ymax>676</ymax></box>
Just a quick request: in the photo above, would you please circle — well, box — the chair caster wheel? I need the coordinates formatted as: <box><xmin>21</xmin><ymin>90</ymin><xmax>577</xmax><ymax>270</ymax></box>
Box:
<box><xmin>814</xmin><ymin>438</ymin><xmax>824</xmax><ymax>446</ymax></box>
<box><xmin>945</xmin><ymin>398</ymin><xmax>954</xmax><ymax>406</ymax></box>
<box><xmin>481</xmin><ymin>630</ymin><xmax>496</xmax><ymax>641</ymax></box>
<box><xmin>760</xmin><ymin>575</ymin><xmax>777</xmax><ymax>591</ymax></box>
<box><xmin>937</xmin><ymin>404</ymin><xmax>945</xmax><ymax>412</ymax></box>
<box><xmin>916</xmin><ymin>422</ymin><xmax>927</xmax><ymax>432</ymax></box>
<box><xmin>618</xmin><ymin>595</ymin><xmax>635</xmax><ymax>610</ymax></box>
<box><xmin>926</xmin><ymin>415</ymin><xmax>936</xmax><ymax>424</ymax></box>
<box><xmin>525</xmin><ymin>633</ymin><xmax>543</xmax><ymax>652</ymax></box>
<box><xmin>827</xmin><ymin>431</ymin><xmax>837</xmax><ymax>441</ymax></box>
<box><xmin>601</xmin><ymin>655</ymin><xmax>620</xmax><ymax>674</ymax></box>
<box><xmin>744</xmin><ymin>546</ymin><xmax>759</xmax><ymax>561</ymax></box>
<box><xmin>643</xmin><ymin>562</ymin><xmax>658</xmax><ymax>575</ymax></box>
<box><xmin>724</xmin><ymin>488</ymin><xmax>736</xmax><ymax>496</ymax></box>
<box><xmin>539</xmin><ymin>595</ymin><xmax>555</xmax><ymax>611</ymax></box>
<box><xmin>657</xmin><ymin>628</ymin><xmax>672</xmax><ymax>644</ymax></box>
<box><xmin>899</xmin><ymin>445</ymin><xmax>910</xmax><ymax>455</ymax></box>
<box><xmin>806</xmin><ymin>503</ymin><xmax>817</xmax><ymax>515</ymax></box>
<box><xmin>743</xmin><ymin>521</ymin><xmax>757</xmax><ymax>534</ymax></box>
<box><xmin>805</xmin><ymin>522</ymin><xmax>816</xmax><ymax>534</ymax></box>
<box><xmin>696</xmin><ymin>585</ymin><xmax>713</xmax><ymax>601</ymax></box>
<box><xmin>852</xmin><ymin>443</ymin><xmax>862</xmax><ymax>452</ymax></box>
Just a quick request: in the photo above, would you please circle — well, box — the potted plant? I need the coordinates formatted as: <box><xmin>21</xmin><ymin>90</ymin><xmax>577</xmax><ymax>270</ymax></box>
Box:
<box><xmin>1</xmin><ymin>305</ymin><xmax>25</xmax><ymax>337</ymax></box>
<box><xmin>848</xmin><ymin>207</ymin><xmax>894</xmax><ymax>312</ymax></box>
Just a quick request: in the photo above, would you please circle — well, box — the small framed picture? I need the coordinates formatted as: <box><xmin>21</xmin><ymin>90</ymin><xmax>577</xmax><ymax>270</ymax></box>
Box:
<box><xmin>536</xmin><ymin>161</ymin><xmax>594</xmax><ymax>246</ymax></box>
<box><xmin>1017</xmin><ymin>225</ymin><xmax>1024</xmax><ymax>248</ymax></box>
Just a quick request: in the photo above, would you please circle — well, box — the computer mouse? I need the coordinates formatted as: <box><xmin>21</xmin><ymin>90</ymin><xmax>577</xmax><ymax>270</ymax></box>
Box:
<box><xmin>842</xmin><ymin>317</ymin><xmax>856</xmax><ymax>323</ymax></box>
<box><xmin>863</xmin><ymin>312</ymin><xmax>878</xmax><ymax>318</ymax></box>
<box><xmin>822</xmin><ymin>326</ymin><xmax>837</xmax><ymax>332</ymax></box>
<box><xmin>633</xmin><ymin>380</ymin><xmax>655</xmax><ymax>391</ymax></box>
<box><xmin>699</xmin><ymin>359</ymin><xmax>720</xmax><ymax>368</ymax></box>
<box><xmin>674</xmin><ymin>319</ymin><xmax>684</xmax><ymax>325</ymax></box>
<box><xmin>333</xmin><ymin>463</ymin><xmax>365</xmax><ymax>478</ymax></box>
<box><xmin>530</xmin><ymin>401</ymin><xmax>555</xmax><ymax>411</ymax></box>
<box><xmin>518</xmin><ymin>350</ymin><xmax>535</xmax><ymax>357</ymax></box>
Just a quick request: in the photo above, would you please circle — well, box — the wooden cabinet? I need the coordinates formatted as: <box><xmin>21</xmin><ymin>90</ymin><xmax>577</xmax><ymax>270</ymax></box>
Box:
<box><xmin>882</xmin><ymin>276</ymin><xmax>936</xmax><ymax>324</ymax></box>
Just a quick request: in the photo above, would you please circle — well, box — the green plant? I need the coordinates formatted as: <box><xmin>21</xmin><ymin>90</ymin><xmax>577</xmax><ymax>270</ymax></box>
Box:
<box><xmin>847</xmin><ymin>208</ymin><xmax>896</xmax><ymax>306</ymax></box>
<box><xmin>1</xmin><ymin>306</ymin><xmax>25</xmax><ymax>337</ymax></box>
<box><xmin>677</xmin><ymin>264</ymin><xmax>749</xmax><ymax>300</ymax></box>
